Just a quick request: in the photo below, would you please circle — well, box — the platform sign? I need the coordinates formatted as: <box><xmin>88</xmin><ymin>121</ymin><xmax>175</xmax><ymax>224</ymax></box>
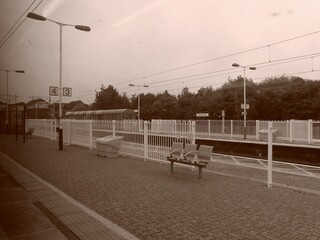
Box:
<box><xmin>49</xmin><ymin>86</ymin><xmax>59</xmax><ymax>96</ymax></box>
<box><xmin>63</xmin><ymin>87</ymin><xmax>72</xmax><ymax>97</ymax></box>
<box><xmin>241</xmin><ymin>104</ymin><xmax>249</xmax><ymax>109</ymax></box>
<box><xmin>196</xmin><ymin>113</ymin><xmax>209</xmax><ymax>117</ymax></box>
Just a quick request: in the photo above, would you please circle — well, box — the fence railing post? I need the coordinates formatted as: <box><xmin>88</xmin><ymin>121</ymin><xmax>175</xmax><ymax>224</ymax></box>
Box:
<box><xmin>67</xmin><ymin>121</ymin><xmax>71</xmax><ymax>145</ymax></box>
<box><xmin>53</xmin><ymin>119</ymin><xmax>56</xmax><ymax>141</ymax></box>
<box><xmin>52</xmin><ymin>119</ymin><xmax>56</xmax><ymax>141</ymax></box>
<box><xmin>208</xmin><ymin>119</ymin><xmax>211</xmax><ymax>138</ymax></box>
<box><xmin>50</xmin><ymin>119</ymin><xmax>54</xmax><ymax>141</ymax></box>
<box><xmin>144</xmin><ymin>121</ymin><xmax>148</xmax><ymax>161</ymax></box>
<box><xmin>268</xmin><ymin>121</ymin><xmax>273</xmax><ymax>188</ymax></box>
<box><xmin>289</xmin><ymin>120</ymin><xmax>293</xmax><ymax>142</ymax></box>
<box><xmin>191</xmin><ymin>121</ymin><xmax>196</xmax><ymax>144</ymax></box>
<box><xmin>308</xmin><ymin>119</ymin><xmax>312</xmax><ymax>144</ymax></box>
<box><xmin>222</xmin><ymin>119</ymin><xmax>225</xmax><ymax>134</ymax></box>
<box><xmin>256</xmin><ymin>120</ymin><xmax>260</xmax><ymax>140</ymax></box>
<box><xmin>112</xmin><ymin>120</ymin><xmax>116</xmax><ymax>136</ymax></box>
<box><xmin>230</xmin><ymin>120</ymin><xmax>233</xmax><ymax>139</ymax></box>
<box><xmin>89</xmin><ymin>120</ymin><xmax>93</xmax><ymax>150</ymax></box>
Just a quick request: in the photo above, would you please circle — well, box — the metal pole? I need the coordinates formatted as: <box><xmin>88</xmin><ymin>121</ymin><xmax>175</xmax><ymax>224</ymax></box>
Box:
<box><xmin>138</xmin><ymin>86</ymin><xmax>140</xmax><ymax>121</ymax></box>
<box><xmin>16</xmin><ymin>106</ymin><xmax>18</xmax><ymax>140</ymax></box>
<box><xmin>23</xmin><ymin>105</ymin><xmax>26</xmax><ymax>143</ymax></box>
<box><xmin>243</xmin><ymin>67</ymin><xmax>247</xmax><ymax>139</ymax></box>
<box><xmin>267</xmin><ymin>121</ymin><xmax>273</xmax><ymax>188</ymax></box>
<box><xmin>58</xmin><ymin>23</ymin><xmax>63</xmax><ymax>151</ymax></box>
<box><xmin>6</xmin><ymin>71</ymin><xmax>9</xmax><ymax>134</ymax></box>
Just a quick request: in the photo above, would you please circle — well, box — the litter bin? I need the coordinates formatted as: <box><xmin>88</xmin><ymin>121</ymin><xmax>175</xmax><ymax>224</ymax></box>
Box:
<box><xmin>96</xmin><ymin>135</ymin><xmax>123</xmax><ymax>157</ymax></box>
<box><xmin>259</xmin><ymin>129</ymin><xmax>277</xmax><ymax>141</ymax></box>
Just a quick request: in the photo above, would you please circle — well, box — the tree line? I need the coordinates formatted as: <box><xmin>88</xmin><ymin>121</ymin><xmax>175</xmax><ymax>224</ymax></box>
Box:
<box><xmin>91</xmin><ymin>76</ymin><xmax>320</xmax><ymax>120</ymax></box>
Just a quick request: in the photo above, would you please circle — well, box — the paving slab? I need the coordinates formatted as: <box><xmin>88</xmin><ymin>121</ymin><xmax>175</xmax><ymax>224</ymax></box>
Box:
<box><xmin>0</xmin><ymin>203</ymin><xmax>55</xmax><ymax>238</ymax></box>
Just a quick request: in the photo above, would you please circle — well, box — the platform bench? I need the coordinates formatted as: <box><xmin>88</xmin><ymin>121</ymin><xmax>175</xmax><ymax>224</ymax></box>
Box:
<box><xmin>167</xmin><ymin>144</ymin><xmax>213</xmax><ymax>179</ymax></box>
<box><xmin>26</xmin><ymin>128</ymin><xmax>35</xmax><ymax>138</ymax></box>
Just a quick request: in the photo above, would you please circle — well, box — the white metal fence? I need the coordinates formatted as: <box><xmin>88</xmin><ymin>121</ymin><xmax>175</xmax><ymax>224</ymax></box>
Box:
<box><xmin>26</xmin><ymin>119</ymin><xmax>56</xmax><ymax>141</ymax></box>
<box><xmin>26</xmin><ymin>119</ymin><xmax>320</xmax><ymax>162</ymax></box>
<box><xmin>195</xmin><ymin>119</ymin><xmax>320</xmax><ymax>143</ymax></box>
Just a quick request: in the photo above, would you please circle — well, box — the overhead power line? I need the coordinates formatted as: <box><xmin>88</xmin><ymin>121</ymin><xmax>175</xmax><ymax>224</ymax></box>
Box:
<box><xmin>0</xmin><ymin>0</ymin><xmax>44</xmax><ymax>49</ymax></box>
<box><xmin>71</xmin><ymin>51</ymin><xmax>320</xmax><ymax>99</ymax></box>
<box><xmin>69</xmin><ymin>50</ymin><xmax>320</xmax><ymax>102</ymax></box>
<box><xmin>122</xmin><ymin>52</ymin><xmax>320</xmax><ymax>92</ymax></box>
<box><xmin>0</xmin><ymin>0</ymin><xmax>37</xmax><ymax>45</ymax></box>
<box><xmin>117</xmin><ymin>29</ymin><xmax>320</xmax><ymax>85</ymax></box>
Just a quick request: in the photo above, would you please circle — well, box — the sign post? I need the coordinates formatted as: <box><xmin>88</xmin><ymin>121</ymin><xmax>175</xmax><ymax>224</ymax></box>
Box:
<box><xmin>241</xmin><ymin>104</ymin><xmax>250</xmax><ymax>139</ymax></box>
<box><xmin>49</xmin><ymin>86</ymin><xmax>72</xmax><ymax>151</ymax></box>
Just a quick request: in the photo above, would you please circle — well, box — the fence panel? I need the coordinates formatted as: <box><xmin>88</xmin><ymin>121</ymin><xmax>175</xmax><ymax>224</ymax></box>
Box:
<box><xmin>292</xmin><ymin>120</ymin><xmax>309</xmax><ymax>142</ymax></box>
<box><xmin>271</xmin><ymin>121</ymin><xmax>290</xmax><ymax>141</ymax></box>
<box><xmin>26</xmin><ymin>119</ymin><xmax>56</xmax><ymax>140</ymax></box>
<box><xmin>246</xmin><ymin>121</ymin><xmax>257</xmax><ymax>138</ymax></box>
<box><xmin>63</xmin><ymin>120</ymin><xmax>92</xmax><ymax>148</ymax></box>
<box><xmin>147</xmin><ymin>121</ymin><xmax>193</xmax><ymax>161</ymax></box>
<box><xmin>312</xmin><ymin>121</ymin><xmax>320</xmax><ymax>143</ymax></box>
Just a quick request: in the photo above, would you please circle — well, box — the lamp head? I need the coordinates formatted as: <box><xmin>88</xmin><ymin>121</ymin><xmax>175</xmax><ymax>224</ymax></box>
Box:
<box><xmin>75</xmin><ymin>25</ymin><xmax>91</xmax><ymax>32</ymax></box>
<box><xmin>249</xmin><ymin>67</ymin><xmax>256</xmax><ymax>70</ymax></box>
<box><xmin>129</xmin><ymin>84</ymin><xmax>135</xmax><ymax>87</ymax></box>
<box><xmin>15</xmin><ymin>70</ymin><xmax>25</xmax><ymax>73</ymax></box>
<box><xmin>232</xmin><ymin>63</ymin><xmax>240</xmax><ymax>68</ymax></box>
<box><xmin>27</xmin><ymin>12</ymin><xmax>46</xmax><ymax>21</ymax></box>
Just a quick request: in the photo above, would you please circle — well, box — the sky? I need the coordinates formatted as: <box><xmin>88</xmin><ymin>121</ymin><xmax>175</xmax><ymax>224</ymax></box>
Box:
<box><xmin>1</xmin><ymin>0</ymin><xmax>320</xmax><ymax>105</ymax></box>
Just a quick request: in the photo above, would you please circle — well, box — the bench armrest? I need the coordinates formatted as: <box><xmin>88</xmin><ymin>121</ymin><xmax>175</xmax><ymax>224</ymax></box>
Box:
<box><xmin>183</xmin><ymin>150</ymin><xmax>197</xmax><ymax>161</ymax></box>
<box><xmin>170</xmin><ymin>148</ymin><xmax>182</xmax><ymax>154</ymax></box>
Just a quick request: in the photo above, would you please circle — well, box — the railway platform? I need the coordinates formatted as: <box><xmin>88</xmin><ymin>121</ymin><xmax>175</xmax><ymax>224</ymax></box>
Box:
<box><xmin>1</xmin><ymin>134</ymin><xmax>320</xmax><ymax>239</ymax></box>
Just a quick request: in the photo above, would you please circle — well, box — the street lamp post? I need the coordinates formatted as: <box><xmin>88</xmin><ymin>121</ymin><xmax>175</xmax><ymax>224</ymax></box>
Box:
<box><xmin>232</xmin><ymin>63</ymin><xmax>256</xmax><ymax>139</ymax></box>
<box><xmin>129</xmin><ymin>84</ymin><xmax>149</xmax><ymax>121</ymax></box>
<box><xmin>0</xmin><ymin>69</ymin><xmax>25</xmax><ymax>133</ymax></box>
<box><xmin>27</xmin><ymin>12</ymin><xmax>90</xmax><ymax>151</ymax></box>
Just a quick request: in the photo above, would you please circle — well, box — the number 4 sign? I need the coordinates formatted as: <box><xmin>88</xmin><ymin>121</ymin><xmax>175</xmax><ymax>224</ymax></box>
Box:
<box><xmin>63</xmin><ymin>87</ymin><xmax>72</xmax><ymax>97</ymax></box>
<box><xmin>49</xmin><ymin>86</ymin><xmax>58</xmax><ymax>96</ymax></box>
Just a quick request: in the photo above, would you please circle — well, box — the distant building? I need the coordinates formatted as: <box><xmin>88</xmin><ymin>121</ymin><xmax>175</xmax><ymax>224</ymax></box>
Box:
<box><xmin>26</xmin><ymin>99</ymin><xmax>49</xmax><ymax>119</ymax></box>
<box><xmin>0</xmin><ymin>99</ymin><xmax>90</xmax><ymax>121</ymax></box>
<box><xmin>65</xmin><ymin>100</ymin><xmax>89</xmax><ymax>112</ymax></box>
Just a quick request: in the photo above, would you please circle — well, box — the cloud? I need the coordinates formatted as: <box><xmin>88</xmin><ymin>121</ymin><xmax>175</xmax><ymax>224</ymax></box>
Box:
<box><xmin>113</xmin><ymin>0</ymin><xmax>166</xmax><ymax>27</ymax></box>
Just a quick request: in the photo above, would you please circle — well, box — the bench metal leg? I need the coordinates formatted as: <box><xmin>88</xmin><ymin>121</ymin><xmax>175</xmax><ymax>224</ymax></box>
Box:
<box><xmin>170</xmin><ymin>161</ymin><xmax>174</xmax><ymax>174</ymax></box>
<box><xmin>198</xmin><ymin>166</ymin><xmax>203</xmax><ymax>179</ymax></box>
